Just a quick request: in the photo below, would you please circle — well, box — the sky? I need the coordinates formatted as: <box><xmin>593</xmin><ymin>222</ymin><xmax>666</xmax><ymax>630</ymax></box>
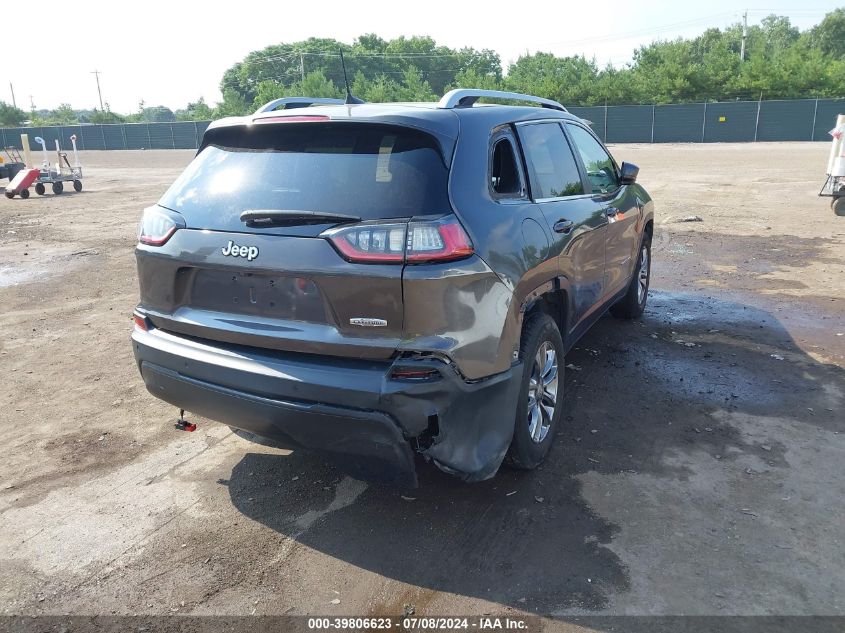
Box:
<box><xmin>4</xmin><ymin>0</ymin><xmax>837</xmax><ymax>113</ymax></box>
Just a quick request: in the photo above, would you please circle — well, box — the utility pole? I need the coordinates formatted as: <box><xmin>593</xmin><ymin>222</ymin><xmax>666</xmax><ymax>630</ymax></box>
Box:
<box><xmin>29</xmin><ymin>95</ymin><xmax>34</xmax><ymax>111</ymax></box>
<box><xmin>300</xmin><ymin>52</ymin><xmax>305</xmax><ymax>82</ymax></box>
<box><xmin>9</xmin><ymin>82</ymin><xmax>16</xmax><ymax>109</ymax></box>
<box><xmin>91</xmin><ymin>70</ymin><xmax>104</xmax><ymax>111</ymax></box>
<box><xmin>740</xmin><ymin>11</ymin><xmax>748</xmax><ymax>62</ymax></box>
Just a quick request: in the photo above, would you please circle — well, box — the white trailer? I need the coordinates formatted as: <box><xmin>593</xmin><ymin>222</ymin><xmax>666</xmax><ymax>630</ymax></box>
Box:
<box><xmin>821</xmin><ymin>114</ymin><xmax>845</xmax><ymax>216</ymax></box>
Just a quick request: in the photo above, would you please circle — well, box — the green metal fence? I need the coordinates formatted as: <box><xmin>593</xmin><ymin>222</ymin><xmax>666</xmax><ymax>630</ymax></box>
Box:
<box><xmin>568</xmin><ymin>97</ymin><xmax>843</xmax><ymax>143</ymax></box>
<box><xmin>0</xmin><ymin>121</ymin><xmax>211</xmax><ymax>151</ymax></box>
<box><xmin>1</xmin><ymin>98</ymin><xmax>843</xmax><ymax>149</ymax></box>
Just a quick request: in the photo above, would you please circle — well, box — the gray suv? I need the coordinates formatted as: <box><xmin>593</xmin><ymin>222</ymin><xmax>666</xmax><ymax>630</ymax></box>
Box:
<box><xmin>132</xmin><ymin>89</ymin><xmax>654</xmax><ymax>487</ymax></box>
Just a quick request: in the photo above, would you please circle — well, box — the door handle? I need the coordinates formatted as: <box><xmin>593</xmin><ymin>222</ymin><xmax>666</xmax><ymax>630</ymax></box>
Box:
<box><xmin>606</xmin><ymin>207</ymin><xmax>619</xmax><ymax>217</ymax></box>
<box><xmin>553</xmin><ymin>219</ymin><xmax>574</xmax><ymax>234</ymax></box>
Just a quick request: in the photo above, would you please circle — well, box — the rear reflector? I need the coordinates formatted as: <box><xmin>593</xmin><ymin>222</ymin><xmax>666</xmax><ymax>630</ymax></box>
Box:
<box><xmin>322</xmin><ymin>215</ymin><xmax>473</xmax><ymax>264</ymax></box>
<box><xmin>133</xmin><ymin>313</ymin><xmax>150</xmax><ymax>331</ymax></box>
<box><xmin>389</xmin><ymin>367</ymin><xmax>441</xmax><ymax>381</ymax></box>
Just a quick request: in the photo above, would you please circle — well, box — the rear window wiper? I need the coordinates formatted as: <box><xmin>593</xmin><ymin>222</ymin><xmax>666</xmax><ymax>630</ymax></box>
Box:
<box><xmin>240</xmin><ymin>209</ymin><xmax>361</xmax><ymax>227</ymax></box>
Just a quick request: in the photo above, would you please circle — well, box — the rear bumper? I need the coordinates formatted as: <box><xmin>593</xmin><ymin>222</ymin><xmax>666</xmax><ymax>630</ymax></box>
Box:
<box><xmin>132</xmin><ymin>327</ymin><xmax>522</xmax><ymax>486</ymax></box>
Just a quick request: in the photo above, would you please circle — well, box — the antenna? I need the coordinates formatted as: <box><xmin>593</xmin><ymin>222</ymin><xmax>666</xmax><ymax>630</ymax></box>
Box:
<box><xmin>339</xmin><ymin>50</ymin><xmax>364</xmax><ymax>105</ymax></box>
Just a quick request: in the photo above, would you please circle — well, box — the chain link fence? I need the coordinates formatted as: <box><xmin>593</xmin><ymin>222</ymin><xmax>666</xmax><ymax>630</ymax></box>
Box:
<box><xmin>0</xmin><ymin>121</ymin><xmax>211</xmax><ymax>151</ymax></box>
<box><xmin>568</xmin><ymin>98</ymin><xmax>844</xmax><ymax>143</ymax></box>
<box><xmin>1</xmin><ymin>98</ymin><xmax>843</xmax><ymax>150</ymax></box>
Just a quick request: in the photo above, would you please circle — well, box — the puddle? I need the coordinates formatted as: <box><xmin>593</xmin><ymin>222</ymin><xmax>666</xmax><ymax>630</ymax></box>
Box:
<box><xmin>0</xmin><ymin>265</ymin><xmax>52</xmax><ymax>287</ymax></box>
<box><xmin>0</xmin><ymin>246</ymin><xmax>98</xmax><ymax>288</ymax></box>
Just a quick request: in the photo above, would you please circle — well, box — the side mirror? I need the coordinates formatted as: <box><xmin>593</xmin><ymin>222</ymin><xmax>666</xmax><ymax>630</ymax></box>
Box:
<box><xmin>620</xmin><ymin>161</ymin><xmax>639</xmax><ymax>184</ymax></box>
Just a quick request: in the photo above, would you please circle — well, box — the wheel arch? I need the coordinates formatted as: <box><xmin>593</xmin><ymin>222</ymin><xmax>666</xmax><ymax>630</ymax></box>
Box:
<box><xmin>520</xmin><ymin>277</ymin><xmax>571</xmax><ymax>351</ymax></box>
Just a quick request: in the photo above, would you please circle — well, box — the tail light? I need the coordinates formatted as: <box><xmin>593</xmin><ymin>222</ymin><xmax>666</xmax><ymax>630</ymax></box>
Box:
<box><xmin>138</xmin><ymin>206</ymin><xmax>185</xmax><ymax>246</ymax></box>
<box><xmin>322</xmin><ymin>215</ymin><xmax>473</xmax><ymax>264</ymax></box>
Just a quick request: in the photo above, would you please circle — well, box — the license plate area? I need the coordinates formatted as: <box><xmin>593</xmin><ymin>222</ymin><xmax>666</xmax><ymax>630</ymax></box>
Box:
<box><xmin>189</xmin><ymin>269</ymin><xmax>327</xmax><ymax>321</ymax></box>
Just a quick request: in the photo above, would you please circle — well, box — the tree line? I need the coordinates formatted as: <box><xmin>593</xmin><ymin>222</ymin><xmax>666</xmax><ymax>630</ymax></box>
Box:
<box><xmin>0</xmin><ymin>100</ymin><xmax>208</xmax><ymax>128</ymax></box>
<box><xmin>1</xmin><ymin>9</ymin><xmax>843</xmax><ymax>127</ymax></box>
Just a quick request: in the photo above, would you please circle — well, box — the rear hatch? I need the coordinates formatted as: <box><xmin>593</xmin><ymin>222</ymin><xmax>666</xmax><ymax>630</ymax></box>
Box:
<box><xmin>136</xmin><ymin>120</ymin><xmax>453</xmax><ymax>360</ymax></box>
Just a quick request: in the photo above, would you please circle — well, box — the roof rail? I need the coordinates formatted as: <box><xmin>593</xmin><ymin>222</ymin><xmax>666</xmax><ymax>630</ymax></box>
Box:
<box><xmin>255</xmin><ymin>97</ymin><xmax>345</xmax><ymax>114</ymax></box>
<box><xmin>437</xmin><ymin>89</ymin><xmax>567</xmax><ymax>112</ymax></box>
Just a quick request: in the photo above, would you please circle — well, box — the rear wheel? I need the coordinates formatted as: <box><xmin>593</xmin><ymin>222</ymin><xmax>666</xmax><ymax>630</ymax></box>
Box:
<box><xmin>34</xmin><ymin>183</ymin><xmax>45</xmax><ymax>195</ymax></box>
<box><xmin>610</xmin><ymin>232</ymin><xmax>652</xmax><ymax>319</ymax></box>
<box><xmin>19</xmin><ymin>188</ymin><xmax>29</xmax><ymax>199</ymax></box>
<box><xmin>506</xmin><ymin>311</ymin><xmax>564</xmax><ymax>470</ymax></box>
<box><xmin>52</xmin><ymin>182</ymin><xmax>63</xmax><ymax>195</ymax></box>
<box><xmin>73</xmin><ymin>180</ymin><xmax>82</xmax><ymax>192</ymax></box>
<box><xmin>833</xmin><ymin>196</ymin><xmax>845</xmax><ymax>217</ymax></box>
<box><xmin>5</xmin><ymin>190</ymin><xmax>14</xmax><ymax>199</ymax></box>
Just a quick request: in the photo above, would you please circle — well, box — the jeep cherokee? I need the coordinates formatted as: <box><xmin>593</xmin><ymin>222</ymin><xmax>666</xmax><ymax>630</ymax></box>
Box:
<box><xmin>132</xmin><ymin>89</ymin><xmax>655</xmax><ymax>487</ymax></box>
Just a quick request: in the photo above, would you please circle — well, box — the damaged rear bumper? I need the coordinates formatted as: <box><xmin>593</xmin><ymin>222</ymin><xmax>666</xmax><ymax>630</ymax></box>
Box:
<box><xmin>132</xmin><ymin>327</ymin><xmax>521</xmax><ymax>487</ymax></box>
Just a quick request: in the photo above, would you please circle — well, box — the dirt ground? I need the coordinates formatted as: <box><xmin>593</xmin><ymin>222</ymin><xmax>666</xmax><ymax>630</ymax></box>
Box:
<box><xmin>0</xmin><ymin>143</ymin><xmax>842</xmax><ymax>623</ymax></box>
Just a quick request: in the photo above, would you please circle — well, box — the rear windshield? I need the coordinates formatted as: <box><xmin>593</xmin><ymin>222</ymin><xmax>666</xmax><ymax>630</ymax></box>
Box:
<box><xmin>159</xmin><ymin>123</ymin><xmax>451</xmax><ymax>230</ymax></box>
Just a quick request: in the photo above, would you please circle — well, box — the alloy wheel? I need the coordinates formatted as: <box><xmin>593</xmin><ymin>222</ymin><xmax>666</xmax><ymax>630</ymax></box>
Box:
<box><xmin>527</xmin><ymin>341</ymin><xmax>558</xmax><ymax>443</ymax></box>
<box><xmin>637</xmin><ymin>245</ymin><xmax>649</xmax><ymax>304</ymax></box>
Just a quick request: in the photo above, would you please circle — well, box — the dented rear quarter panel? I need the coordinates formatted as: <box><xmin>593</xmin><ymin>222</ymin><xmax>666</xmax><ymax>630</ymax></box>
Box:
<box><xmin>437</xmin><ymin>110</ymin><xmax>569</xmax><ymax>379</ymax></box>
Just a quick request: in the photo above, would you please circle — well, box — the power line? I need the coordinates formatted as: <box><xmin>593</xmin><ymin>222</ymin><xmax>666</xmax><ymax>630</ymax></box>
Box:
<box><xmin>245</xmin><ymin>50</ymin><xmax>477</xmax><ymax>67</ymax></box>
<box><xmin>300</xmin><ymin>51</ymin><xmax>477</xmax><ymax>58</ymax></box>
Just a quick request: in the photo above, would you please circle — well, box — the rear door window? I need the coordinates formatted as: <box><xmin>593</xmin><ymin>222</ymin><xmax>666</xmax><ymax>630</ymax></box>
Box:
<box><xmin>159</xmin><ymin>123</ymin><xmax>451</xmax><ymax>234</ymax></box>
<box><xmin>517</xmin><ymin>123</ymin><xmax>584</xmax><ymax>200</ymax></box>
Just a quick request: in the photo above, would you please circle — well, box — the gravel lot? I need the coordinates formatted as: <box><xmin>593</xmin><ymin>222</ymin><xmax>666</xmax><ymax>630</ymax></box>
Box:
<box><xmin>0</xmin><ymin>143</ymin><xmax>842</xmax><ymax>621</ymax></box>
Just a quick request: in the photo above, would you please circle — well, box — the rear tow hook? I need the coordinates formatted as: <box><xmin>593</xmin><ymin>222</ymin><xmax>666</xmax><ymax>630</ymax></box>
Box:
<box><xmin>174</xmin><ymin>409</ymin><xmax>197</xmax><ymax>432</ymax></box>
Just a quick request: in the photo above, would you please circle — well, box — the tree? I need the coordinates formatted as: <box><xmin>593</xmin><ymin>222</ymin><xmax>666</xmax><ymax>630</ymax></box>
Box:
<box><xmin>298</xmin><ymin>70</ymin><xmax>343</xmax><ymax>98</ymax></box>
<box><xmin>49</xmin><ymin>103</ymin><xmax>79</xmax><ymax>125</ymax></box>
<box><xmin>124</xmin><ymin>100</ymin><xmax>146</xmax><ymax>123</ymax></box>
<box><xmin>219</xmin><ymin>34</ymin><xmax>508</xmax><ymax>107</ymax></box>
<box><xmin>395</xmin><ymin>67</ymin><xmax>436</xmax><ymax>101</ymax></box>
<box><xmin>0</xmin><ymin>101</ymin><xmax>26</xmax><ymax>126</ymax></box>
<box><xmin>88</xmin><ymin>103</ymin><xmax>124</xmax><ymax>124</ymax></box>
<box><xmin>449</xmin><ymin>68</ymin><xmax>503</xmax><ymax>92</ymax></box>
<box><xmin>506</xmin><ymin>53</ymin><xmax>600</xmax><ymax>105</ymax></box>
<box><xmin>176</xmin><ymin>97</ymin><xmax>214</xmax><ymax>121</ymax></box>
<box><xmin>809</xmin><ymin>8</ymin><xmax>845</xmax><ymax>59</ymax></box>
<box><xmin>214</xmin><ymin>89</ymin><xmax>249</xmax><ymax>118</ymax></box>
<box><xmin>141</xmin><ymin>106</ymin><xmax>176</xmax><ymax>122</ymax></box>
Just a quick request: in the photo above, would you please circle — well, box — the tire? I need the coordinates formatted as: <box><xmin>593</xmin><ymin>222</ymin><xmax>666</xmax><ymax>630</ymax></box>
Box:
<box><xmin>506</xmin><ymin>311</ymin><xmax>564</xmax><ymax>470</ymax></box>
<box><xmin>52</xmin><ymin>181</ymin><xmax>63</xmax><ymax>195</ymax></box>
<box><xmin>73</xmin><ymin>180</ymin><xmax>82</xmax><ymax>192</ymax></box>
<box><xmin>833</xmin><ymin>196</ymin><xmax>845</xmax><ymax>217</ymax></box>
<box><xmin>34</xmin><ymin>183</ymin><xmax>45</xmax><ymax>196</ymax></box>
<box><xmin>19</xmin><ymin>188</ymin><xmax>29</xmax><ymax>199</ymax></box>
<box><xmin>5</xmin><ymin>190</ymin><xmax>14</xmax><ymax>199</ymax></box>
<box><xmin>610</xmin><ymin>232</ymin><xmax>652</xmax><ymax>319</ymax></box>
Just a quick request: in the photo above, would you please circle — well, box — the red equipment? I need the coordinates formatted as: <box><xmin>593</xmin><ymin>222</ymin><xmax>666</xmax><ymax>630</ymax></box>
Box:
<box><xmin>4</xmin><ymin>168</ymin><xmax>40</xmax><ymax>199</ymax></box>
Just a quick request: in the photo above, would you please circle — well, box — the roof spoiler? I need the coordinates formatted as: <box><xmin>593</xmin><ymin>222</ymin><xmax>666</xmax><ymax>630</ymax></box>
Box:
<box><xmin>255</xmin><ymin>97</ymin><xmax>345</xmax><ymax>114</ymax></box>
<box><xmin>438</xmin><ymin>89</ymin><xmax>567</xmax><ymax>112</ymax></box>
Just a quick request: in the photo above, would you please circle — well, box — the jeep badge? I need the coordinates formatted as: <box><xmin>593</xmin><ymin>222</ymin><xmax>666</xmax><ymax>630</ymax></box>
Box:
<box><xmin>221</xmin><ymin>240</ymin><xmax>259</xmax><ymax>261</ymax></box>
